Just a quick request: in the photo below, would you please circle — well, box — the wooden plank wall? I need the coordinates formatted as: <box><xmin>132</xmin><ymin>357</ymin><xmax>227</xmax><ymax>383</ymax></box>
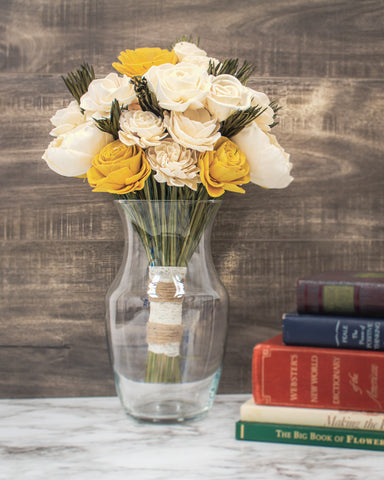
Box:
<box><xmin>1</xmin><ymin>0</ymin><xmax>384</xmax><ymax>397</ymax></box>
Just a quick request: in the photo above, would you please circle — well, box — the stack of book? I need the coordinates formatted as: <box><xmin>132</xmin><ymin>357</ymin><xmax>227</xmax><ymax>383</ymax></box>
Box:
<box><xmin>236</xmin><ymin>272</ymin><xmax>384</xmax><ymax>450</ymax></box>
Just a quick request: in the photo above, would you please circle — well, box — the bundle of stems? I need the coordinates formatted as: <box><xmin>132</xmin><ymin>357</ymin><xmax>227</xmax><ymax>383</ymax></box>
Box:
<box><xmin>118</xmin><ymin>177</ymin><xmax>220</xmax><ymax>383</ymax></box>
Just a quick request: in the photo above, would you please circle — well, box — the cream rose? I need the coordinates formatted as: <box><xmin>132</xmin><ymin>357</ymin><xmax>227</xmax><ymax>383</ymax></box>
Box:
<box><xmin>206</xmin><ymin>74</ymin><xmax>253</xmax><ymax>121</ymax></box>
<box><xmin>248</xmin><ymin>87</ymin><xmax>275</xmax><ymax>132</ymax></box>
<box><xmin>80</xmin><ymin>73</ymin><xmax>136</xmax><ymax>117</ymax></box>
<box><xmin>144</xmin><ymin>63</ymin><xmax>211</xmax><ymax>112</ymax></box>
<box><xmin>173</xmin><ymin>41</ymin><xmax>207</xmax><ymax>61</ymax></box>
<box><xmin>164</xmin><ymin>108</ymin><xmax>221</xmax><ymax>152</ymax></box>
<box><xmin>119</xmin><ymin>110</ymin><xmax>167</xmax><ymax>148</ymax></box>
<box><xmin>49</xmin><ymin>101</ymin><xmax>86</xmax><ymax>137</ymax></box>
<box><xmin>146</xmin><ymin>139</ymin><xmax>200</xmax><ymax>190</ymax></box>
<box><xmin>231</xmin><ymin>122</ymin><xmax>293</xmax><ymax>189</ymax></box>
<box><xmin>42</xmin><ymin>122</ymin><xmax>113</xmax><ymax>177</ymax></box>
<box><xmin>181</xmin><ymin>55</ymin><xmax>220</xmax><ymax>71</ymax></box>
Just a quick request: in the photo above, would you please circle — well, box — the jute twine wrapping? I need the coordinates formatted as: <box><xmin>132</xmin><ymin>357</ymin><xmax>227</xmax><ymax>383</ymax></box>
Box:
<box><xmin>146</xmin><ymin>322</ymin><xmax>184</xmax><ymax>344</ymax></box>
<box><xmin>148</xmin><ymin>281</ymin><xmax>183</xmax><ymax>303</ymax></box>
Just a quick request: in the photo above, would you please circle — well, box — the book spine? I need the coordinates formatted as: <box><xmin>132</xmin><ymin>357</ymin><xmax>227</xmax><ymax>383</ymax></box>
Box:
<box><xmin>297</xmin><ymin>280</ymin><xmax>384</xmax><ymax>317</ymax></box>
<box><xmin>282</xmin><ymin>313</ymin><xmax>384</xmax><ymax>350</ymax></box>
<box><xmin>236</xmin><ymin>421</ymin><xmax>384</xmax><ymax>451</ymax></box>
<box><xmin>240</xmin><ymin>401</ymin><xmax>384</xmax><ymax>431</ymax></box>
<box><xmin>252</xmin><ymin>339</ymin><xmax>384</xmax><ymax>412</ymax></box>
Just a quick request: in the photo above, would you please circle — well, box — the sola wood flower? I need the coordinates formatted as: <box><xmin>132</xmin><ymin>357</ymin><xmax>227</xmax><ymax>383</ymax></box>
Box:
<box><xmin>49</xmin><ymin>100</ymin><xmax>86</xmax><ymax>137</ymax></box>
<box><xmin>43</xmin><ymin>123</ymin><xmax>113</xmax><ymax>177</ymax></box>
<box><xmin>198</xmin><ymin>137</ymin><xmax>250</xmax><ymax>197</ymax></box>
<box><xmin>231</xmin><ymin>122</ymin><xmax>293</xmax><ymax>189</ymax></box>
<box><xmin>146</xmin><ymin>140</ymin><xmax>200</xmax><ymax>190</ymax></box>
<box><xmin>173</xmin><ymin>41</ymin><xmax>207</xmax><ymax>61</ymax></box>
<box><xmin>119</xmin><ymin>110</ymin><xmax>167</xmax><ymax>148</ymax></box>
<box><xmin>80</xmin><ymin>73</ymin><xmax>136</xmax><ymax>117</ymax></box>
<box><xmin>87</xmin><ymin>140</ymin><xmax>151</xmax><ymax>194</ymax></box>
<box><xmin>113</xmin><ymin>47</ymin><xmax>177</xmax><ymax>77</ymax></box>
<box><xmin>206</xmin><ymin>74</ymin><xmax>253</xmax><ymax>122</ymax></box>
<box><xmin>144</xmin><ymin>63</ymin><xmax>211</xmax><ymax>112</ymax></box>
<box><xmin>164</xmin><ymin>108</ymin><xmax>221</xmax><ymax>152</ymax></box>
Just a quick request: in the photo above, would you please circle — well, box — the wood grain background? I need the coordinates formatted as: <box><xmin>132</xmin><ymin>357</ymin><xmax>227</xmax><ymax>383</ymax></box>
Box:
<box><xmin>1</xmin><ymin>0</ymin><xmax>384</xmax><ymax>397</ymax></box>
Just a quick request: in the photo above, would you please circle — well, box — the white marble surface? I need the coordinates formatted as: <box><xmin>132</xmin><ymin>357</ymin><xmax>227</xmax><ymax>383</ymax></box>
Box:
<box><xmin>1</xmin><ymin>394</ymin><xmax>383</xmax><ymax>480</ymax></box>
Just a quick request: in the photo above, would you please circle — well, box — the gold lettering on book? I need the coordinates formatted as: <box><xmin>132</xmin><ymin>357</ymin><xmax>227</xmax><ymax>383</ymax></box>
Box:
<box><xmin>366</xmin><ymin>364</ymin><xmax>382</xmax><ymax>410</ymax></box>
<box><xmin>348</xmin><ymin>372</ymin><xmax>363</xmax><ymax>394</ymax></box>
<box><xmin>289</xmin><ymin>354</ymin><xmax>299</xmax><ymax>401</ymax></box>
<box><xmin>310</xmin><ymin>355</ymin><xmax>319</xmax><ymax>403</ymax></box>
<box><xmin>332</xmin><ymin>357</ymin><xmax>341</xmax><ymax>405</ymax></box>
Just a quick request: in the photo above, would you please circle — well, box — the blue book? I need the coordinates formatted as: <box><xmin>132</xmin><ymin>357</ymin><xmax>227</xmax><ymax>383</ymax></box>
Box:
<box><xmin>282</xmin><ymin>312</ymin><xmax>384</xmax><ymax>350</ymax></box>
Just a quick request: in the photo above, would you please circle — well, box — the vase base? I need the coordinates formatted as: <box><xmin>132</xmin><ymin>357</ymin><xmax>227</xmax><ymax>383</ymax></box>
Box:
<box><xmin>114</xmin><ymin>369</ymin><xmax>221</xmax><ymax>423</ymax></box>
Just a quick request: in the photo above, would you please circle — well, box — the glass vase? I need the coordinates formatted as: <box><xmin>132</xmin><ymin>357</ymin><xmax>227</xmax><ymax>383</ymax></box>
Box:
<box><xmin>106</xmin><ymin>199</ymin><xmax>229</xmax><ymax>423</ymax></box>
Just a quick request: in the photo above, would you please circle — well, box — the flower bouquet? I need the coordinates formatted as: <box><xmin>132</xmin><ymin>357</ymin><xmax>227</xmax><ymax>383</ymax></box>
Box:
<box><xmin>43</xmin><ymin>38</ymin><xmax>293</xmax><ymax>421</ymax></box>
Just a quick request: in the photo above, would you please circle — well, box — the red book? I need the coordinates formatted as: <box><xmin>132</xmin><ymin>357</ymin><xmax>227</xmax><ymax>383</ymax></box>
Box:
<box><xmin>297</xmin><ymin>271</ymin><xmax>384</xmax><ymax>317</ymax></box>
<box><xmin>252</xmin><ymin>334</ymin><xmax>384</xmax><ymax>412</ymax></box>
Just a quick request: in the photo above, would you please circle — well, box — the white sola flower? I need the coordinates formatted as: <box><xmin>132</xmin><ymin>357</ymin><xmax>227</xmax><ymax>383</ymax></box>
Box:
<box><xmin>173</xmin><ymin>41</ymin><xmax>207</xmax><ymax>61</ymax></box>
<box><xmin>231</xmin><ymin>122</ymin><xmax>293</xmax><ymax>189</ymax></box>
<box><xmin>206</xmin><ymin>74</ymin><xmax>253</xmax><ymax>121</ymax></box>
<box><xmin>80</xmin><ymin>72</ymin><xmax>136</xmax><ymax>117</ymax></box>
<box><xmin>119</xmin><ymin>110</ymin><xmax>167</xmax><ymax>148</ymax></box>
<box><xmin>144</xmin><ymin>63</ymin><xmax>210</xmax><ymax>112</ymax></box>
<box><xmin>49</xmin><ymin>100</ymin><xmax>86</xmax><ymax>137</ymax></box>
<box><xmin>42</xmin><ymin>122</ymin><xmax>113</xmax><ymax>177</ymax></box>
<box><xmin>146</xmin><ymin>140</ymin><xmax>200</xmax><ymax>190</ymax></box>
<box><xmin>164</xmin><ymin>108</ymin><xmax>220</xmax><ymax>152</ymax></box>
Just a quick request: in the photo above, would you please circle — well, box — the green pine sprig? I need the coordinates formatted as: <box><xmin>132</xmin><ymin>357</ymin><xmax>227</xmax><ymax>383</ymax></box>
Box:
<box><xmin>131</xmin><ymin>76</ymin><xmax>164</xmax><ymax>118</ymax></box>
<box><xmin>220</xmin><ymin>105</ymin><xmax>267</xmax><ymax>138</ymax></box>
<box><xmin>94</xmin><ymin>99</ymin><xmax>122</xmax><ymax>139</ymax></box>
<box><xmin>208</xmin><ymin>58</ymin><xmax>256</xmax><ymax>85</ymax></box>
<box><xmin>61</xmin><ymin>63</ymin><xmax>95</xmax><ymax>104</ymax></box>
<box><xmin>269</xmin><ymin>100</ymin><xmax>281</xmax><ymax>128</ymax></box>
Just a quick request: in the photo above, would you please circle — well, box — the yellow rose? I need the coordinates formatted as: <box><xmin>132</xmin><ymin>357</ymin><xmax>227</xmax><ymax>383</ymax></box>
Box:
<box><xmin>112</xmin><ymin>47</ymin><xmax>178</xmax><ymax>77</ymax></box>
<box><xmin>87</xmin><ymin>140</ymin><xmax>151</xmax><ymax>194</ymax></box>
<box><xmin>198</xmin><ymin>137</ymin><xmax>250</xmax><ymax>197</ymax></box>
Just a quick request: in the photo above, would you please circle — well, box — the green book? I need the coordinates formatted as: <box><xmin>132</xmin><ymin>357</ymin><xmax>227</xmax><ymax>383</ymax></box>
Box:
<box><xmin>236</xmin><ymin>421</ymin><xmax>384</xmax><ymax>451</ymax></box>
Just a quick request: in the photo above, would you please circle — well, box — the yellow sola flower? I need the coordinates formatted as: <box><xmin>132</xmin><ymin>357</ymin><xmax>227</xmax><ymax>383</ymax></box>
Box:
<box><xmin>198</xmin><ymin>137</ymin><xmax>250</xmax><ymax>197</ymax></box>
<box><xmin>87</xmin><ymin>140</ymin><xmax>151</xmax><ymax>194</ymax></box>
<box><xmin>112</xmin><ymin>47</ymin><xmax>178</xmax><ymax>77</ymax></box>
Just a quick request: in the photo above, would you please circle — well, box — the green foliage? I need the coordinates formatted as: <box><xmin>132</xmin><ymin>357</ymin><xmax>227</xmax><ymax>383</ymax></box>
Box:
<box><xmin>208</xmin><ymin>58</ymin><xmax>256</xmax><ymax>85</ymax></box>
<box><xmin>269</xmin><ymin>100</ymin><xmax>281</xmax><ymax>128</ymax></box>
<box><xmin>131</xmin><ymin>76</ymin><xmax>164</xmax><ymax>118</ymax></box>
<box><xmin>220</xmin><ymin>105</ymin><xmax>267</xmax><ymax>138</ymax></box>
<box><xmin>94</xmin><ymin>99</ymin><xmax>122</xmax><ymax>140</ymax></box>
<box><xmin>61</xmin><ymin>63</ymin><xmax>95</xmax><ymax>104</ymax></box>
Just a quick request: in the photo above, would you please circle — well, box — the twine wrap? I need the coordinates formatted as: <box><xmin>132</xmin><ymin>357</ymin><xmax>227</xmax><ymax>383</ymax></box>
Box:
<box><xmin>146</xmin><ymin>322</ymin><xmax>184</xmax><ymax>345</ymax></box>
<box><xmin>148</xmin><ymin>281</ymin><xmax>183</xmax><ymax>303</ymax></box>
<box><xmin>147</xmin><ymin>266</ymin><xmax>187</xmax><ymax>356</ymax></box>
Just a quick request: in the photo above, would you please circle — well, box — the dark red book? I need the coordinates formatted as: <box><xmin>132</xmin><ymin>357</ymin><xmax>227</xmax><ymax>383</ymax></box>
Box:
<box><xmin>252</xmin><ymin>334</ymin><xmax>384</xmax><ymax>412</ymax></box>
<box><xmin>297</xmin><ymin>271</ymin><xmax>384</xmax><ymax>317</ymax></box>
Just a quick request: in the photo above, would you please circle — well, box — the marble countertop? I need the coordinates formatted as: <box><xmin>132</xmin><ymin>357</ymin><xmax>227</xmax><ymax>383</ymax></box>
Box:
<box><xmin>1</xmin><ymin>394</ymin><xmax>383</xmax><ymax>480</ymax></box>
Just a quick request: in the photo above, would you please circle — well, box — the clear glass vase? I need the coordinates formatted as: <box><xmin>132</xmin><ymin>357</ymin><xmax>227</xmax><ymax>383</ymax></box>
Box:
<box><xmin>106</xmin><ymin>199</ymin><xmax>229</xmax><ymax>423</ymax></box>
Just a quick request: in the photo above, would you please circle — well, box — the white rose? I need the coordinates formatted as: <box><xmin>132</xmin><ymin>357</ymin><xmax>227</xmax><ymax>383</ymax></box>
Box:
<box><xmin>80</xmin><ymin>73</ymin><xmax>136</xmax><ymax>117</ymax></box>
<box><xmin>144</xmin><ymin>63</ymin><xmax>211</xmax><ymax>112</ymax></box>
<box><xmin>146</xmin><ymin>139</ymin><xmax>200</xmax><ymax>190</ymax></box>
<box><xmin>248</xmin><ymin>87</ymin><xmax>275</xmax><ymax>132</ymax></box>
<box><xmin>206</xmin><ymin>74</ymin><xmax>253</xmax><ymax>121</ymax></box>
<box><xmin>119</xmin><ymin>110</ymin><xmax>167</xmax><ymax>148</ymax></box>
<box><xmin>42</xmin><ymin>122</ymin><xmax>113</xmax><ymax>177</ymax></box>
<box><xmin>181</xmin><ymin>55</ymin><xmax>220</xmax><ymax>72</ymax></box>
<box><xmin>164</xmin><ymin>108</ymin><xmax>220</xmax><ymax>152</ymax></box>
<box><xmin>49</xmin><ymin>101</ymin><xmax>86</xmax><ymax>137</ymax></box>
<box><xmin>231</xmin><ymin>122</ymin><xmax>293</xmax><ymax>189</ymax></box>
<box><xmin>173</xmin><ymin>41</ymin><xmax>207</xmax><ymax>61</ymax></box>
